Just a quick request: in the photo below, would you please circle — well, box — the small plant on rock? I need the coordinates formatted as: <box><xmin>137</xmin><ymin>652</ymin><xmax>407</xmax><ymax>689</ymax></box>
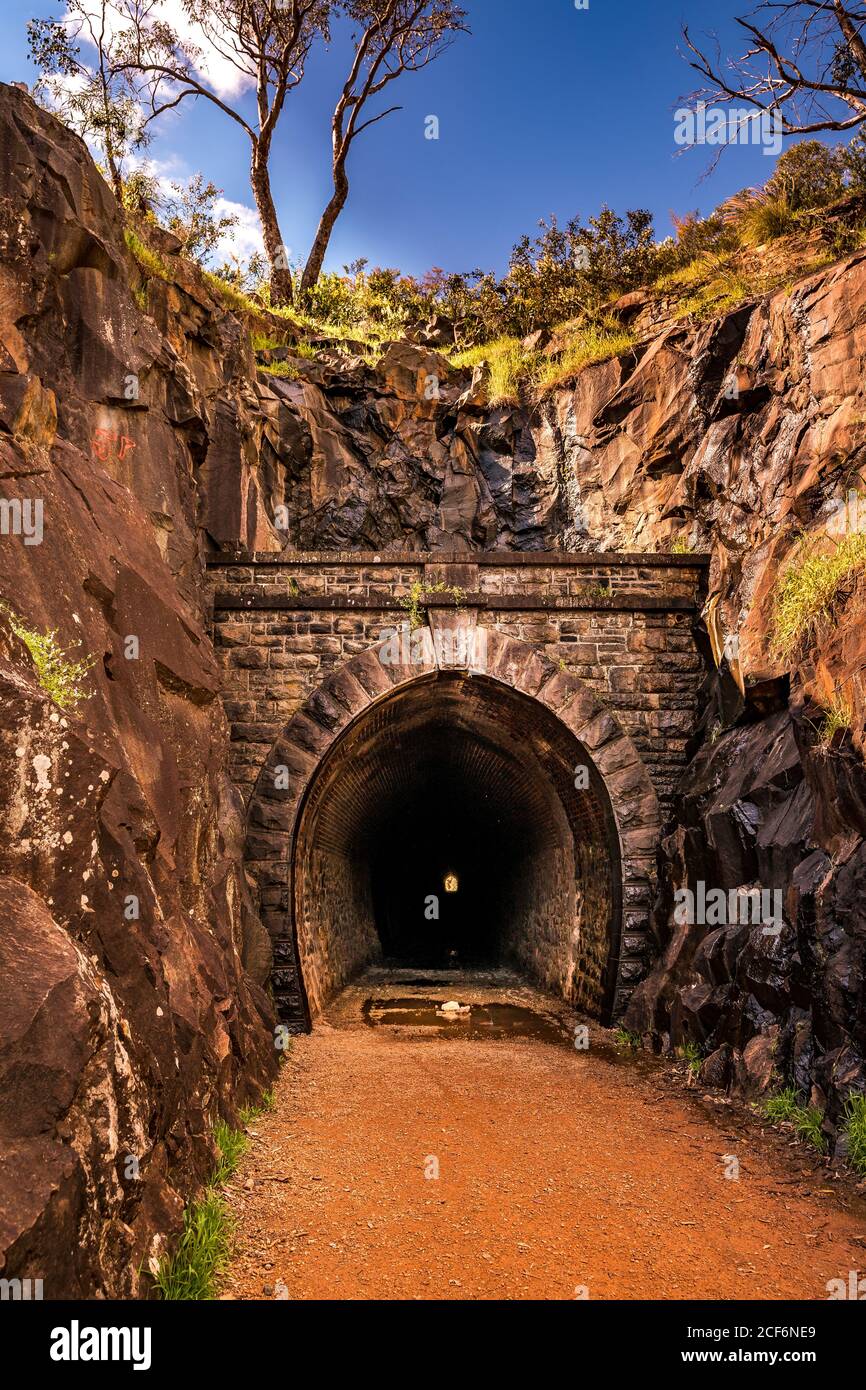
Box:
<box><xmin>3</xmin><ymin>607</ymin><xmax>95</xmax><ymax>710</ymax></box>
<box><xmin>679</xmin><ymin>1040</ymin><xmax>703</xmax><ymax>1075</ymax></box>
<box><xmin>400</xmin><ymin>581</ymin><xmax>465</xmax><ymax>632</ymax></box>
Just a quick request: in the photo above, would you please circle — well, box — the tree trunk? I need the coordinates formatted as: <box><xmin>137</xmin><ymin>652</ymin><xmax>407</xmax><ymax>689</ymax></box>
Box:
<box><xmin>250</xmin><ymin>147</ymin><xmax>293</xmax><ymax>308</ymax></box>
<box><xmin>300</xmin><ymin>166</ymin><xmax>349</xmax><ymax>296</ymax></box>
<box><xmin>107</xmin><ymin>154</ymin><xmax>123</xmax><ymax>205</ymax></box>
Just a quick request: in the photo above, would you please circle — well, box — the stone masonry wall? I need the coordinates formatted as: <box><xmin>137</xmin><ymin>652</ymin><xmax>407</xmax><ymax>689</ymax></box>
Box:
<box><xmin>207</xmin><ymin>551</ymin><xmax>708</xmax><ymax>820</ymax></box>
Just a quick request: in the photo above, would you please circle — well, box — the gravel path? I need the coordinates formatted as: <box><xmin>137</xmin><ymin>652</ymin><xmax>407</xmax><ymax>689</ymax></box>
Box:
<box><xmin>224</xmin><ymin>973</ymin><xmax>866</xmax><ymax>1301</ymax></box>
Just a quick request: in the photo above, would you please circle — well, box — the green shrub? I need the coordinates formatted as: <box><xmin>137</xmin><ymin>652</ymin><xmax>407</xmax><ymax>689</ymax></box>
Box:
<box><xmin>5</xmin><ymin>609</ymin><xmax>95</xmax><ymax>710</ymax></box>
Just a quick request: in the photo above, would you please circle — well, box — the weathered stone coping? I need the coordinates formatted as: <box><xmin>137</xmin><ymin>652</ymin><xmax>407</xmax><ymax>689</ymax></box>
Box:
<box><xmin>206</xmin><ymin>549</ymin><xmax>711</xmax><ymax>568</ymax></box>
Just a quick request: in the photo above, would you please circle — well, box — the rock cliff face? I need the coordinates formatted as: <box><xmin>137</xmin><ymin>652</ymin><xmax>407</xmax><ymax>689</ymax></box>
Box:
<box><xmin>1</xmin><ymin>75</ymin><xmax>865</xmax><ymax>1296</ymax></box>
<box><xmin>0</xmin><ymin>85</ymin><xmax>276</xmax><ymax>1296</ymax></box>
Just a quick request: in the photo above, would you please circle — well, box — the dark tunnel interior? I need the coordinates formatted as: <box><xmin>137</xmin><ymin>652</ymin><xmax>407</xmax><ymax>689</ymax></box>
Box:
<box><xmin>293</xmin><ymin>673</ymin><xmax>621</xmax><ymax>1019</ymax></box>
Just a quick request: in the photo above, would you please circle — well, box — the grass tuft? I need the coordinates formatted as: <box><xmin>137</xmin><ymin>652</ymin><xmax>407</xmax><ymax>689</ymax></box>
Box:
<box><xmin>772</xmin><ymin>531</ymin><xmax>866</xmax><ymax>659</ymax></box>
<box><xmin>450</xmin><ymin>336</ymin><xmax>526</xmax><ymax>404</ymax></box>
<box><xmin>203</xmin><ymin>271</ymin><xmax>262</xmax><ymax>316</ymax></box>
<box><xmin>124</xmin><ymin>228</ymin><xmax>171</xmax><ymax>283</ymax></box>
<box><xmin>154</xmin><ymin>1090</ymin><xmax>276</xmax><ymax>1300</ymax></box>
<box><xmin>152</xmin><ymin>1191</ymin><xmax>232</xmax><ymax>1301</ymax></box>
<box><xmin>843</xmin><ymin>1092</ymin><xmax>866</xmax><ymax>1176</ymax></box>
<box><xmin>760</xmin><ymin>1087</ymin><xmax>826</xmax><ymax>1152</ymax></box>
<box><xmin>817</xmin><ymin>691</ymin><xmax>854</xmax><ymax>749</ymax></box>
<box><xmin>534</xmin><ymin>326</ymin><xmax>636</xmax><ymax>392</ymax></box>
<box><xmin>679</xmin><ymin>1040</ymin><xmax>703</xmax><ymax>1075</ymax></box>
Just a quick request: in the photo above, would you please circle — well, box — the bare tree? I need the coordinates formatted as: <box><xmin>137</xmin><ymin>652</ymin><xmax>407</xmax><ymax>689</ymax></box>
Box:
<box><xmin>28</xmin><ymin>0</ymin><xmax>147</xmax><ymax>200</ymax></box>
<box><xmin>117</xmin><ymin>0</ymin><xmax>332</xmax><ymax>305</ymax></box>
<box><xmin>684</xmin><ymin>1</ymin><xmax>866</xmax><ymax>137</ymax></box>
<box><xmin>299</xmin><ymin>0</ymin><xmax>467</xmax><ymax>295</ymax></box>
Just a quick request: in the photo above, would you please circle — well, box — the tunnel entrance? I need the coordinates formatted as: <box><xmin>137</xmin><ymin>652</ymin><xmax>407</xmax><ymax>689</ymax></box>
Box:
<box><xmin>292</xmin><ymin>672</ymin><xmax>623</xmax><ymax>1023</ymax></box>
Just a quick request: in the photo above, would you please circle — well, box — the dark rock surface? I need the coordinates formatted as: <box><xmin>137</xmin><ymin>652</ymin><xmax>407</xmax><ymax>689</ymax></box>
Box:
<box><xmin>0</xmin><ymin>85</ymin><xmax>276</xmax><ymax>1296</ymax></box>
<box><xmin>625</xmin><ymin>702</ymin><xmax>866</xmax><ymax>1126</ymax></box>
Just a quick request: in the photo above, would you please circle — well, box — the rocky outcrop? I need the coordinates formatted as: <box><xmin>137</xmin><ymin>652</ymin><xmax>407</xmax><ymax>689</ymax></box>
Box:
<box><xmin>551</xmin><ymin>257</ymin><xmax>866</xmax><ymax>1132</ymax></box>
<box><xmin>202</xmin><ymin>343</ymin><xmax>562</xmax><ymax>554</ymax></box>
<box><xmin>0</xmin><ymin>85</ymin><xmax>276</xmax><ymax>1296</ymax></box>
<box><xmin>624</xmin><ymin>705</ymin><xmax>866</xmax><ymax>1138</ymax></box>
<box><xmin>2</xmin><ymin>65</ymin><xmax>866</xmax><ymax>1293</ymax></box>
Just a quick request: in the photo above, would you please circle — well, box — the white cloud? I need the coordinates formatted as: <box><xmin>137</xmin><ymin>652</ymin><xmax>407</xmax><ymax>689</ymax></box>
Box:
<box><xmin>128</xmin><ymin>154</ymin><xmax>264</xmax><ymax>266</ymax></box>
<box><xmin>213</xmin><ymin>197</ymin><xmax>265</xmax><ymax>262</ymax></box>
<box><xmin>68</xmin><ymin>1</ymin><xmax>255</xmax><ymax>103</ymax></box>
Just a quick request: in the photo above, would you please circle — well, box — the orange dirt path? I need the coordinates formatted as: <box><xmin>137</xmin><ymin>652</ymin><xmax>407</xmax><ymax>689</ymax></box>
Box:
<box><xmin>224</xmin><ymin>975</ymin><xmax>866</xmax><ymax>1301</ymax></box>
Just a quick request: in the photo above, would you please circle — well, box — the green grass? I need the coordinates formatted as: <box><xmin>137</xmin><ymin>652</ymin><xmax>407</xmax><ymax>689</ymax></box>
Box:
<box><xmin>655</xmin><ymin>252</ymin><xmax>735</xmax><ymax>293</ymax></box>
<box><xmin>677</xmin><ymin>268</ymin><xmax>755</xmax><ymax>322</ymax></box>
<box><xmin>259</xmin><ymin>359</ymin><xmax>303</xmax><ymax>379</ymax></box>
<box><xmin>154</xmin><ymin>1089</ymin><xmax>276</xmax><ymax>1300</ymax></box>
<box><xmin>202</xmin><ymin>271</ymin><xmax>263</xmax><ymax>316</ymax></box>
<box><xmin>250</xmin><ymin>331</ymin><xmax>284</xmax><ymax>352</ymax></box>
<box><xmin>772</xmin><ymin>531</ymin><xmax>866</xmax><ymax>659</ymax></box>
<box><xmin>152</xmin><ymin>1191</ymin><xmax>232</xmax><ymax>1301</ymax></box>
<box><xmin>843</xmin><ymin>1092</ymin><xmax>866</xmax><ymax>1177</ymax></box>
<box><xmin>613</xmin><ymin>1027</ymin><xmax>641</xmax><ymax>1052</ymax></box>
<box><xmin>731</xmin><ymin>192</ymin><xmax>798</xmax><ymax>249</ymax></box>
<box><xmin>679</xmin><ymin>1040</ymin><xmax>703</xmax><ymax>1075</ymax></box>
<box><xmin>4</xmin><ymin>608</ymin><xmax>94</xmax><ymax>710</ymax></box>
<box><xmin>817</xmin><ymin>691</ymin><xmax>853</xmax><ymax>749</ymax></box>
<box><xmin>450</xmin><ymin>335</ymin><xmax>528</xmax><ymax>404</ymax></box>
<box><xmin>211</xmin><ymin>1119</ymin><xmax>249</xmax><ymax>1188</ymax></box>
<box><xmin>534</xmin><ymin>326</ymin><xmax>637</xmax><ymax>392</ymax></box>
<box><xmin>240</xmin><ymin>1087</ymin><xmax>276</xmax><ymax>1124</ymax></box>
<box><xmin>124</xmin><ymin>227</ymin><xmax>171</xmax><ymax>283</ymax></box>
<box><xmin>450</xmin><ymin>324</ymin><xmax>637</xmax><ymax>402</ymax></box>
<box><xmin>760</xmin><ymin>1087</ymin><xmax>826</xmax><ymax>1153</ymax></box>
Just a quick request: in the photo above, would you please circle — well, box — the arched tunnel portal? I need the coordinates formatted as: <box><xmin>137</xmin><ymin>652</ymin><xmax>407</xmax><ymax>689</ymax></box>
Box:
<box><xmin>290</xmin><ymin>671</ymin><xmax>631</xmax><ymax>1024</ymax></box>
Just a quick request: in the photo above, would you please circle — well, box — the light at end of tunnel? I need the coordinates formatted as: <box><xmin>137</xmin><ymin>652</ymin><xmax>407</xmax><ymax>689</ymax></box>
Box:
<box><xmin>444</xmin><ymin>872</ymin><xmax>458</xmax><ymax>893</ymax></box>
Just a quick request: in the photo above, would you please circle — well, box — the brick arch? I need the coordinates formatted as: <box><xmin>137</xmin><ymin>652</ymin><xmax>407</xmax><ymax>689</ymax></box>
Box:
<box><xmin>245</xmin><ymin>623</ymin><xmax>662</xmax><ymax>1029</ymax></box>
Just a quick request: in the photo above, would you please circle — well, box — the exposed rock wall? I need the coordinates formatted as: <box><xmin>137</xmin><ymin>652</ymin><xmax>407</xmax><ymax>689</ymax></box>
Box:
<box><xmin>2</xmin><ymin>68</ymin><xmax>866</xmax><ymax>1294</ymax></box>
<box><xmin>0</xmin><ymin>85</ymin><xmax>276</xmax><ymax>1296</ymax></box>
<box><xmin>548</xmin><ymin>257</ymin><xmax>866</xmax><ymax>1135</ymax></box>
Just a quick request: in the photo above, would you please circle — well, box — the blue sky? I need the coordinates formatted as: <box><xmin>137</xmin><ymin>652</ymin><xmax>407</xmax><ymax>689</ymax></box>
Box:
<box><xmin>0</xmin><ymin>1</ymin><xmax>839</xmax><ymax>276</ymax></box>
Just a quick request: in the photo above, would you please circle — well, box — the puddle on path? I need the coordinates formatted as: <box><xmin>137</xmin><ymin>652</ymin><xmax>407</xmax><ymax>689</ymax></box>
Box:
<box><xmin>362</xmin><ymin>996</ymin><xmax>573</xmax><ymax>1045</ymax></box>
